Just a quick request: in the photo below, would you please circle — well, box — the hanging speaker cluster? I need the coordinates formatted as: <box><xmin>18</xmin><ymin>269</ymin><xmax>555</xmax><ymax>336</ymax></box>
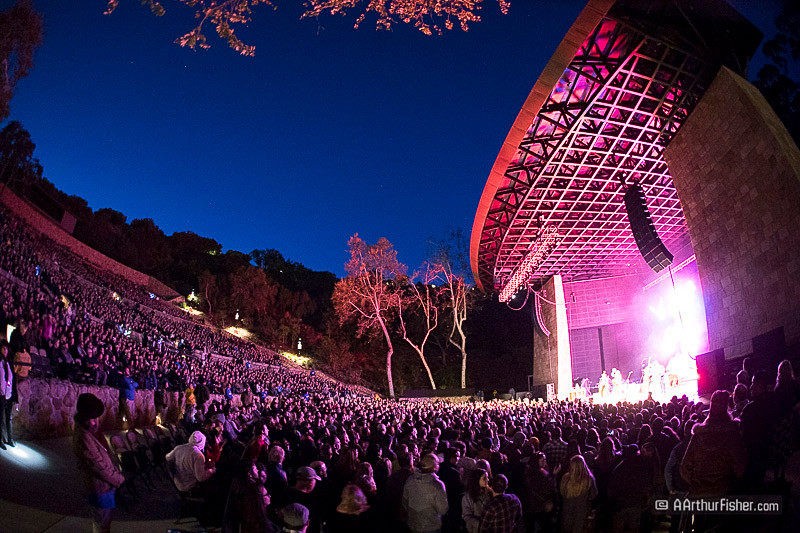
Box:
<box><xmin>624</xmin><ymin>182</ymin><xmax>674</xmax><ymax>273</ymax></box>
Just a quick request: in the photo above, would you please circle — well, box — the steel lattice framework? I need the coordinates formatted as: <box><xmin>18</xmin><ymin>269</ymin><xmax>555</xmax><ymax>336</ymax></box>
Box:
<box><xmin>471</xmin><ymin>0</ymin><xmax>758</xmax><ymax>293</ymax></box>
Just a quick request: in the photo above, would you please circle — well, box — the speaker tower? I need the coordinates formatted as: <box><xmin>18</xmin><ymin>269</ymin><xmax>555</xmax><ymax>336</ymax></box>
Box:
<box><xmin>624</xmin><ymin>182</ymin><xmax>674</xmax><ymax>273</ymax></box>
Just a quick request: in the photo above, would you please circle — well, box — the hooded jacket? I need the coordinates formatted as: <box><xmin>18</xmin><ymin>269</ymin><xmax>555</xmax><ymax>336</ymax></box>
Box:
<box><xmin>403</xmin><ymin>471</ymin><xmax>448</xmax><ymax>532</ymax></box>
<box><xmin>166</xmin><ymin>430</ymin><xmax>214</xmax><ymax>491</ymax></box>
<box><xmin>680</xmin><ymin>417</ymin><xmax>746</xmax><ymax>496</ymax></box>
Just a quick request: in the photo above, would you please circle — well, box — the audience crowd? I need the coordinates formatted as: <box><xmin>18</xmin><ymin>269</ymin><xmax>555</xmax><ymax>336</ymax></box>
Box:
<box><xmin>2</xmin><ymin>207</ymin><xmax>800</xmax><ymax>533</ymax></box>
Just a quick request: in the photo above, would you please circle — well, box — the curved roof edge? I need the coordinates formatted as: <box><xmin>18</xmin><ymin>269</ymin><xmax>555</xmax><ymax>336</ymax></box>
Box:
<box><xmin>469</xmin><ymin>0</ymin><xmax>616</xmax><ymax>292</ymax></box>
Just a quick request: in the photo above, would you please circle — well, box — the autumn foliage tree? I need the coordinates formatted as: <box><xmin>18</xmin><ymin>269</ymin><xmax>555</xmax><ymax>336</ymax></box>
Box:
<box><xmin>105</xmin><ymin>0</ymin><xmax>510</xmax><ymax>56</ymax></box>
<box><xmin>332</xmin><ymin>234</ymin><xmax>406</xmax><ymax>397</ymax></box>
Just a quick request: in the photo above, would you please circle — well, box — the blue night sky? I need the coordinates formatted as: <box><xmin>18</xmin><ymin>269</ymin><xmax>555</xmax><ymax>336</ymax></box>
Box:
<box><xmin>9</xmin><ymin>0</ymin><xmax>777</xmax><ymax>276</ymax></box>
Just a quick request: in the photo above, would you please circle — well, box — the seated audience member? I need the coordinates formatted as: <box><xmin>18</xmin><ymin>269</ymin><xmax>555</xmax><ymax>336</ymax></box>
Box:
<box><xmin>166</xmin><ymin>430</ymin><xmax>216</xmax><ymax>494</ymax></box>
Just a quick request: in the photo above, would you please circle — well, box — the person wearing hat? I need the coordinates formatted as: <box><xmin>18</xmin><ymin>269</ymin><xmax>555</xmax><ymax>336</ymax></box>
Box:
<box><xmin>73</xmin><ymin>393</ymin><xmax>125</xmax><ymax>533</ymax></box>
<box><xmin>403</xmin><ymin>453</ymin><xmax>448</xmax><ymax>533</ymax></box>
<box><xmin>279</xmin><ymin>466</ymin><xmax>323</xmax><ymax>533</ymax></box>
<box><xmin>279</xmin><ymin>503</ymin><xmax>310</xmax><ymax>533</ymax></box>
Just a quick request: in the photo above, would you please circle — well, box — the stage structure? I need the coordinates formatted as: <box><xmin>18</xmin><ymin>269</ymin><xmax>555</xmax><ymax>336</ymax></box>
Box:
<box><xmin>469</xmin><ymin>0</ymin><xmax>800</xmax><ymax>399</ymax></box>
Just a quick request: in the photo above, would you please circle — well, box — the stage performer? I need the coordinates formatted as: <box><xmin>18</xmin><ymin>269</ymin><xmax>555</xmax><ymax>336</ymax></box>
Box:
<box><xmin>599</xmin><ymin>371</ymin><xmax>610</xmax><ymax>399</ymax></box>
<box><xmin>611</xmin><ymin>369</ymin><xmax>622</xmax><ymax>392</ymax></box>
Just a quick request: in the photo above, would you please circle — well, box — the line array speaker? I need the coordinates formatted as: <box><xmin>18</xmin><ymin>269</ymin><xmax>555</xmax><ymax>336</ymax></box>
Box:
<box><xmin>624</xmin><ymin>182</ymin><xmax>674</xmax><ymax>273</ymax></box>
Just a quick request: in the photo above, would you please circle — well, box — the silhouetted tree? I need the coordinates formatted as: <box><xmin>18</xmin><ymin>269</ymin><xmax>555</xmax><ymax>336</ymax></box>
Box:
<box><xmin>0</xmin><ymin>119</ymin><xmax>41</xmax><ymax>195</ymax></box>
<box><xmin>754</xmin><ymin>0</ymin><xmax>800</xmax><ymax>142</ymax></box>
<box><xmin>0</xmin><ymin>1</ymin><xmax>42</xmax><ymax>121</ymax></box>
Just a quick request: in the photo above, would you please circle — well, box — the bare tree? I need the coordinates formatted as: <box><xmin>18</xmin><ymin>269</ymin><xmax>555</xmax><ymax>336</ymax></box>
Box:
<box><xmin>429</xmin><ymin>227</ymin><xmax>476</xmax><ymax>389</ymax></box>
<box><xmin>397</xmin><ymin>262</ymin><xmax>443</xmax><ymax>389</ymax></box>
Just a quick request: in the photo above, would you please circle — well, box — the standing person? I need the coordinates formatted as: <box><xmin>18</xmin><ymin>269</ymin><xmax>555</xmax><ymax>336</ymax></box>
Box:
<box><xmin>281</xmin><ymin>466</ymin><xmax>323</xmax><ymax>533</ymax></box>
<box><xmin>608</xmin><ymin>445</ymin><xmax>653</xmax><ymax>533</ymax></box>
<box><xmin>117</xmin><ymin>367</ymin><xmax>137</xmax><ymax>429</ymax></box>
<box><xmin>403</xmin><ymin>453</ymin><xmax>448</xmax><ymax>533</ymax></box>
<box><xmin>521</xmin><ymin>453</ymin><xmax>556</xmax><ymax>533</ymax></box>
<box><xmin>680</xmin><ymin>390</ymin><xmax>747</xmax><ymax>532</ymax></box>
<box><xmin>230</xmin><ymin>461</ymin><xmax>281</xmax><ymax>533</ymax></box>
<box><xmin>267</xmin><ymin>445</ymin><xmax>290</xmax><ymax>500</ymax></box>
<box><xmin>479</xmin><ymin>474</ymin><xmax>522</xmax><ymax>533</ymax></box>
<box><xmin>385</xmin><ymin>452</ymin><xmax>415</xmax><ymax>531</ymax></box>
<box><xmin>560</xmin><ymin>455</ymin><xmax>598</xmax><ymax>533</ymax></box>
<box><xmin>195</xmin><ymin>376</ymin><xmax>211</xmax><ymax>416</ymax></box>
<box><xmin>73</xmin><ymin>393</ymin><xmax>126</xmax><ymax>533</ymax></box>
<box><xmin>740</xmin><ymin>371</ymin><xmax>780</xmax><ymax>489</ymax></box>
<box><xmin>462</xmin><ymin>467</ymin><xmax>491</xmax><ymax>533</ymax></box>
<box><xmin>542</xmin><ymin>427</ymin><xmax>568</xmax><ymax>473</ymax></box>
<box><xmin>327</xmin><ymin>484</ymin><xmax>375</xmax><ymax>532</ymax></box>
<box><xmin>9</xmin><ymin>319</ymin><xmax>31</xmax><ymax>382</ymax></box>
<box><xmin>0</xmin><ymin>341</ymin><xmax>14</xmax><ymax>449</ymax></box>
<box><xmin>680</xmin><ymin>390</ymin><xmax>747</xmax><ymax>497</ymax></box>
<box><xmin>775</xmin><ymin>360</ymin><xmax>800</xmax><ymax>415</ymax></box>
<box><xmin>439</xmin><ymin>447</ymin><xmax>464</xmax><ymax>533</ymax></box>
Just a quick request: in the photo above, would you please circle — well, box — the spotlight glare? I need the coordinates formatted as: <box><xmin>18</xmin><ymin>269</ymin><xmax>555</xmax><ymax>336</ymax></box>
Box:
<box><xmin>6</xmin><ymin>442</ymin><xmax>50</xmax><ymax>469</ymax></box>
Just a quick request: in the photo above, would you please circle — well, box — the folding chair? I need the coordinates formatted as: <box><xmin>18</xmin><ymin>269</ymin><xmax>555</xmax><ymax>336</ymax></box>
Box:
<box><xmin>126</xmin><ymin>430</ymin><xmax>155</xmax><ymax>486</ymax></box>
<box><xmin>166</xmin><ymin>462</ymin><xmax>205</xmax><ymax>526</ymax></box>
<box><xmin>108</xmin><ymin>434</ymin><xmax>140</xmax><ymax>501</ymax></box>
<box><xmin>143</xmin><ymin>427</ymin><xmax>169</xmax><ymax>477</ymax></box>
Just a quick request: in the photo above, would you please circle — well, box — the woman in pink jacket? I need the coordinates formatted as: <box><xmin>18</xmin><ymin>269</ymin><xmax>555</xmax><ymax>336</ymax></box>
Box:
<box><xmin>73</xmin><ymin>393</ymin><xmax>125</xmax><ymax>533</ymax></box>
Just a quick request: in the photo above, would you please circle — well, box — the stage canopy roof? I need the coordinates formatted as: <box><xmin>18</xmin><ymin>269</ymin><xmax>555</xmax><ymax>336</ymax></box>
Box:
<box><xmin>470</xmin><ymin>0</ymin><xmax>761</xmax><ymax>293</ymax></box>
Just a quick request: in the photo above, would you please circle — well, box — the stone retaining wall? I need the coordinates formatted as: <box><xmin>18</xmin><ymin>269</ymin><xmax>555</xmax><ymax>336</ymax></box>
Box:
<box><xmin>12</xmin><ymin>378</ymin><xmax>242</xmax><ymax>440</ymax></box>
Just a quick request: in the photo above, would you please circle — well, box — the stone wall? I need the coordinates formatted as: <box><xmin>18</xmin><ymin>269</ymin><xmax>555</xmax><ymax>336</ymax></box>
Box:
<box><xmin>664</xmin><ymin>67</ymin><xmax>800</xmax><ymax>358</ymax></box>
<box><xmin>12</xmin><ymin>378</ymin><xmax>243</xmax><ymax>440</ymax></box>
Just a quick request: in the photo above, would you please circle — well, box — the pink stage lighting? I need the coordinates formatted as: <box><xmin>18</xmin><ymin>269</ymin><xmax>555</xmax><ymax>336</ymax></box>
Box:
<box><xmin>643</xmin><ymin>263</ymin><xmax>709</xmax><ymax>359</ymax></box>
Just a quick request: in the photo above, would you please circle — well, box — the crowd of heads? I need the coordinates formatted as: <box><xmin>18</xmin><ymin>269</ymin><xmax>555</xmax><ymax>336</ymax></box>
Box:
<box><xmin>0</xmin><ymin>207</ymin><xmax>365</xmax><ymax>398</ymax></box>
<box><xmin>2</xmin><ymin>206</ymin><xmax>800</xmax><ymax>532</ymax></box>
<box><xmin>162</xmin><ymin>362</ymin><xmax>800</xmax><ymax>533</ymax></box>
